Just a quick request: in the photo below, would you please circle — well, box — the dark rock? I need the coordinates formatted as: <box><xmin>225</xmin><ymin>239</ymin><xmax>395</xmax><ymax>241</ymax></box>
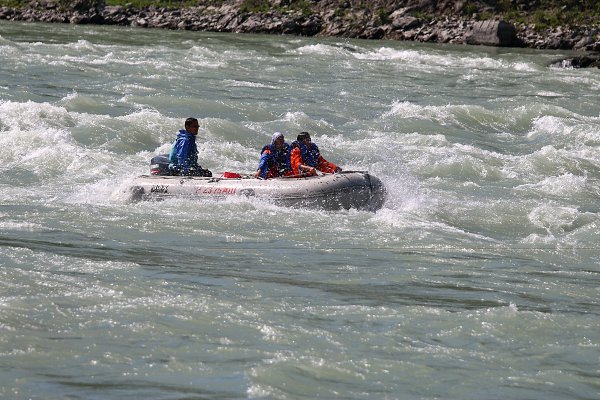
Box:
<box><xmin>552</xmin><ymin>55</ymin><xmax>600</xmax><ymax>68</ymax></box>
<box><xmin>574</xmin><ymin>36</ymin><xmax>595</xmax><ymax>50</ymax></box>
<box><xmin>300</xmin><ymin>16</ymin><xmax>322</xmax><ymax>36</ymax></box>
<box><xmin>359</xmin><ymin>26</ymin><xmax>385</xmax><ymax>39</ymax></box>
<box><xmin>0</xmin><ymin>7</ymin><xmax>15</xmax><ymax>18</ymax></box>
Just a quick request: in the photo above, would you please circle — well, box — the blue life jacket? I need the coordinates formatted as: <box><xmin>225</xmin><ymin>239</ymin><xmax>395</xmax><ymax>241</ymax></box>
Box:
<box><xmin>291</xmin><ymin>141</ymin><xmax>320</xmax><ymax>168</ymax></box>
<box><xmin>257</xmin><ymin>143</ymin><xmax>291</xmax><ymax>179</ymax></box>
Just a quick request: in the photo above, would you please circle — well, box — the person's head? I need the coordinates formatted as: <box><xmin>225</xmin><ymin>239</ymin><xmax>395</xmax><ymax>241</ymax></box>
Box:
<box><xmin>297</xmin><ymin>131</ymin><xmax>311</xmax><ymax>144</ymax></box>
<box><xmin>185</xmin><ymin>117</ymin><xmax>199</xmax><ymax>136</ymax></box>
<box><xmin>271</xmin><ymin>132</ymin><xmax>284</xmax><ymax>149</ymax></box>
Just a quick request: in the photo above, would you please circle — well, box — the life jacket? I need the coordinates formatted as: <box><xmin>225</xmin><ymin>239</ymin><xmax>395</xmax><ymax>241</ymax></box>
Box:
<box><xmin>264</xmin><ymin>143</ymin><xmax>291</xmax><ymax>170</ymax></box>
<box><xmin>259</xmin><ymin>143</ymin><xmax>291</xmax><ymax>178</ymax></box>
<box><xmin>291</xmin><ymin>141</ymin><xmax>320</xmax><ymax>168</ymax></box>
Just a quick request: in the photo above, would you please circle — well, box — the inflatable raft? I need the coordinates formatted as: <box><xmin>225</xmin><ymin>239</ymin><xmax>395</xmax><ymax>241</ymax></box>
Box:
<box><xmin>127</xmin><ymin>171</ymin><xmax>386</xmax><ymax>211</ymax></box>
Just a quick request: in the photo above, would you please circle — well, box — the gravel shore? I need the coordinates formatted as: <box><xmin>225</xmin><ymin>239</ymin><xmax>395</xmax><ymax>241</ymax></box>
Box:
<box><xmin>2</xmin><ymin>0</ymin><xmax>599</xmax><ymax>54</ymax></box>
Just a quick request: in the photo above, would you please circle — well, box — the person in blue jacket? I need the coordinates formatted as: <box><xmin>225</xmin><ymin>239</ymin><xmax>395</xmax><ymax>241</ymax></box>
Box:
<box><xmin>255</xmin><ymin>132</ymin><xmax>292</xmax><ymax>179</ymax></box>
<box><xmin>169</xmin><ymin>117</ymin><xmax>212</xmax><ymax>177</ymax></box>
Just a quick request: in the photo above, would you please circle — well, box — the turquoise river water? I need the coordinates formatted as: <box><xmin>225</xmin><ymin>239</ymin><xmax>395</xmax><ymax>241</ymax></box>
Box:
<box><xmin>1</xmin><ymin>20</ymin><xmax>599</xmax><ymax>399</ymax></box>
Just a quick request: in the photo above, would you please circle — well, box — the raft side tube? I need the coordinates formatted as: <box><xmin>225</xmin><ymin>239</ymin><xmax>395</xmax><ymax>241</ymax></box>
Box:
<box><xmin>124</xmin><ymin>171</ymin><xmax>386</xmax><ymax>210</ymax></box>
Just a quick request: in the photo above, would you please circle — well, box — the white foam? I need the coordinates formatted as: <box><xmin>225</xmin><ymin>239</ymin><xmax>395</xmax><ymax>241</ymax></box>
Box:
<box><xmin>521</xmin><ymin>204</ymin><xmax>593</xmax><ymax>248</ymax></box>
<box><xmin>382</xmin><ymin>101</ymin><xmax>457</xmax><ymax>124</ymax></box>
<box><xmin>350</xmin><ymin>46</ymin><xmax>539</xmax><ymax>73</ymax></box>
<box><xmin>0</xmin><ymin>220</ymin><xmax>44</xmax><ymax>231</ymax></box>
<box><xmin>294</xmin><ymin>43</ymin><xmax>351</xmax><ymax>57</ymax></box>
<box><xmin>515</xmin><ymin>174</ymin><xmax>587</xmax><ymax>196</ymax></box>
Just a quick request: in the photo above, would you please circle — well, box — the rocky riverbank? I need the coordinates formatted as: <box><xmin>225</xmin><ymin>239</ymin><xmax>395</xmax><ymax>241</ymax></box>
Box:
<box><xmin>1</xmin><ymin>0</ymin><xmax>600</xmax><ymax>54</ymax></box>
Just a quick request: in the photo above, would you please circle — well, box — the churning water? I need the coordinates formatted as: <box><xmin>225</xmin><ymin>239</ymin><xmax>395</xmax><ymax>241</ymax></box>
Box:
<box><xmin>1</xmin><ymin>20</ymin><xmax>599</xmax><ymax>399</ymax></box>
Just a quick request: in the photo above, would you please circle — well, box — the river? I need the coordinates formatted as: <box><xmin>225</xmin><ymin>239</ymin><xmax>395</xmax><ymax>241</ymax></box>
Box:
<box><xmin>1</xmin><ymin>20</ymin><xmax>599</xmax><ymax>399</ymax></box>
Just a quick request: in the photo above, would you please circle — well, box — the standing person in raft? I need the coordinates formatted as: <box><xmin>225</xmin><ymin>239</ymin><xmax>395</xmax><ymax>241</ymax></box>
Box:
<box><xmin>290</xmin><ymin>131</ymin><xmax>342</xmax><ymax>177</ymax></box>
<box><xmin>168</xmin><ymin>117</ymin><xmax>212</xmax><ymax>177</ymax></box>
<box><xmin>255</xmin><ymin>132</ymin><xmax>293</xmax><ymax>179</ymax></box>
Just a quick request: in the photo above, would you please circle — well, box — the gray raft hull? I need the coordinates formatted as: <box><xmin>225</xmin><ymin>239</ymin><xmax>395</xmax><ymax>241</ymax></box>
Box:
<box><xmin>127</xmin><ymin>171</ymin><xmax>386</xmax><ymax>211</ymax></box>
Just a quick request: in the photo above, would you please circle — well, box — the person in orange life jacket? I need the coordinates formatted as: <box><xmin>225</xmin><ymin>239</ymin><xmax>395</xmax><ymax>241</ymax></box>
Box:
<box><xmin>290</xmin><ymin>131</ymin><xmax>342</xmax><ymax>176</ymax></box>
<box><xmin>255</xmin><ymin>132</ymin><xmax>292</xmax><ymax>179</ymax></box>
<box><xmin>168</xmin><ymin>117</ymin><xmax>212</xmax><ymax>177</ymax></box>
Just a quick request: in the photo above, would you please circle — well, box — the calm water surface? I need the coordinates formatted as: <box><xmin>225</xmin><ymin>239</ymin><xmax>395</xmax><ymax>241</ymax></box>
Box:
<box><xmin>1</xmin><ymin>21</ymin><xmax>599</xmax><ymax>399</ymax></box>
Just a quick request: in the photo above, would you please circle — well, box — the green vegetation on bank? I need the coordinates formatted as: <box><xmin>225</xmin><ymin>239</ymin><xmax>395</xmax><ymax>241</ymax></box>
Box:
<box><xmin>239</xmin><ymin>0</ymin><xmax>312</xmax><ymax>15</ymax></box>
<box><xmin>1</xmin><ymin>0</ymin><xmax>599</xmax><ymax>28</ymax></box>
<box><xmin>0</xmin><ymin>0</ymin><xmax>313</xmax><ymax>15</ymax></box>
<box><xmin>104</xmin><ymin>0</ymin><xmax>197</xmax><ymax>8</ymax></box>
<box><xmin>466</xmin><ymin>0</ymin><xmax>600</xmax><ymax>28</ymax></box>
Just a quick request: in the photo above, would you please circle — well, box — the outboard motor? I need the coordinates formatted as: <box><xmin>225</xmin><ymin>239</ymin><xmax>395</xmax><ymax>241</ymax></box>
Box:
<box><xmin>150</xmin><ymin>154</ymin><xmax>212</xmax><ymax>177</ymax></box>
<box><xmin>150</xmin><ymin>154</ymin><xmax>171</xmax><ymax>175</ymax></box>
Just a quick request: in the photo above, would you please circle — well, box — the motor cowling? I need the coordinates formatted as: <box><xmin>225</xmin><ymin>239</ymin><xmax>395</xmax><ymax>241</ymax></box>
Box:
<box><xmin>150</xmin><ymin>154</ymin><xmax>171</xmax><ymax>175</ymax></box>
<box><xmin>150</xmin><ymin>154</ymin><xmax>212</xmax><ymax>177</ymax></box>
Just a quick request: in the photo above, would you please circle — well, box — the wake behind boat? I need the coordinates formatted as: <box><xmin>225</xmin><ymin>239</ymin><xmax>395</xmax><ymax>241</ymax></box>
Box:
<box><xmin>127</xmin><ymin>170</ymin><xmax>386</xmax><ymax>211</ymax></box>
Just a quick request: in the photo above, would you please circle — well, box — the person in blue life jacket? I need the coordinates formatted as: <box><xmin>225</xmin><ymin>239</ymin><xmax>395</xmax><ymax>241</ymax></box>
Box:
<box><xmin>290</xmin><ymin>131</ymin><xmax>342</xmax><ymax>176</ymax></box>
<box><xmin>169</xmin><ymin>117</ymin><xmax>212</xmax><ymax>177</ymax></box>
<box><xmin>255</xmin><ymin>131</ymin><xmax>293</xmax><ymax>179</ymax></box>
